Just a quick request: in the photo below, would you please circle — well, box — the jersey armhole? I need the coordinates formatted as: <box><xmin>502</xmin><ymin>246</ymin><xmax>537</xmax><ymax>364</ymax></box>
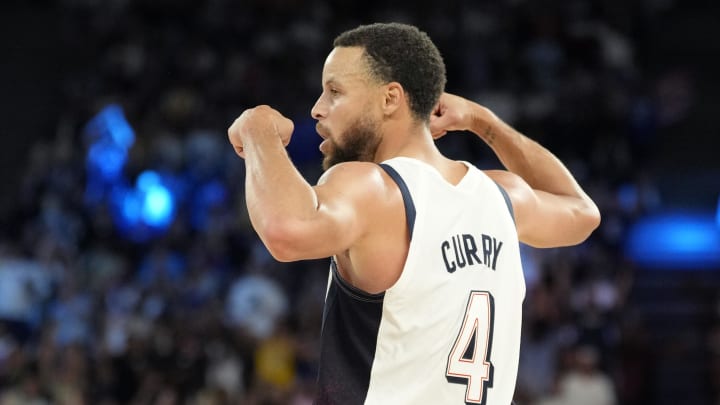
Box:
<box><xmin>379</xmin><ymin>163</ymin><xmax>416</xmax><ymax>239</ymax></box>
<box><xmin>493</xmin><ymin>181</ymin><xmax>516</xmax><ymax>225</ymax></box>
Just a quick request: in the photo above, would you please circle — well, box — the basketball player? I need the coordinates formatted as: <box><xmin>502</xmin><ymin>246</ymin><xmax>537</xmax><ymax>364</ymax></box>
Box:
<box><xmin>228</xmin><ymin>23</ymin><xmax>600</xmax><ymax>405</ymax></box>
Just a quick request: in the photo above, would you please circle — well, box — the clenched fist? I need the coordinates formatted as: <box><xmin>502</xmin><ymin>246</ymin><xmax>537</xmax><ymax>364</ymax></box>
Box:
<box><xmin>428</xmin><ymin>93</ymin><xmax>477</xmax><ymax>139</ymax></box>
<box><xmin>228</xmin><ymin>105</ymin><xmax>294</xmax><ymax>158</ymax></box>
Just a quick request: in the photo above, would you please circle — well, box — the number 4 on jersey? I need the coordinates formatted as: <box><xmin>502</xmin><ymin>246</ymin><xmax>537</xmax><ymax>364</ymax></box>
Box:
<box><xmin>446</xmin><ymin>291</ymin><xmax>495</xmax><ymax>404</ymax></box>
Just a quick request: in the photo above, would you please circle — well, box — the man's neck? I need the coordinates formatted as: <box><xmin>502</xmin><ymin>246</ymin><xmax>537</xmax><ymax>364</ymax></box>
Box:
<box><xmin>373</xmin><ymin>121</ymin><xmax>442</xmax><ymax>164</ymax></box>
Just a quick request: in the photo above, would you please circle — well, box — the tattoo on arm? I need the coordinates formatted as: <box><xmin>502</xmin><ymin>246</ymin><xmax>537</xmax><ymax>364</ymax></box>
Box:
<box><xmin>482</xmin><ymin>125</ymin><xmax>496</xmax><ymax>145</ymax></box>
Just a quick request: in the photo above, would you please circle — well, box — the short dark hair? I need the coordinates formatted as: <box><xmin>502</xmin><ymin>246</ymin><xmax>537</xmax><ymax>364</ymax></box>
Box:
<box><xmin>334</xmin><ymin>23</ymin><xmax>446</xmax><ymax>122</ymax></box>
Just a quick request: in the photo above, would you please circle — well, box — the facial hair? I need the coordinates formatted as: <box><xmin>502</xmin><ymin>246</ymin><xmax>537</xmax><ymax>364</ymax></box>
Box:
<box><xmin>322</xmin><ymin>115</ymin><xmax>382</xmax><ymax>171</ymax></box>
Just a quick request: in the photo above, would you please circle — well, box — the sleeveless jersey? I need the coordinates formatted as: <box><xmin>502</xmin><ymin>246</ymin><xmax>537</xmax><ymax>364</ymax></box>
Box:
<box><xmin>316</xmin><ymin>157</ymin><xmax>525</xmax><ymax>405</ymax></box>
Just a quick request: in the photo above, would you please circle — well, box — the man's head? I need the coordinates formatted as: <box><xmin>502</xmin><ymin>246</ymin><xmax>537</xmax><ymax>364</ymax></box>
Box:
<box><xmin>311</xmin><ymin>23</ymin><xmax>446</xmax><ymax>170</ymax></box>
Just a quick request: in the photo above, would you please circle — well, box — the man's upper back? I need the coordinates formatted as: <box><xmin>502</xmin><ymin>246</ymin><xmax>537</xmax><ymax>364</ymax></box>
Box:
<box><xmin>317</xmin><ymin>157</ymin><xmax>525</xmax><ymax>405</ymax></box>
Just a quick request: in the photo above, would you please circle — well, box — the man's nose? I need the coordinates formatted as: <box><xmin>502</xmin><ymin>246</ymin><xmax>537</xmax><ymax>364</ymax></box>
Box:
<box><xmin>311</xmin><ymin>97</ymin><xmax>326</xmax><ymax>120</ymax></box>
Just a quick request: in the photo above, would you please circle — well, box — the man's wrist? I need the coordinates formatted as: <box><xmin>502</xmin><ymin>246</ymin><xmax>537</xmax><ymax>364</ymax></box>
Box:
<box><xmin>470</xmin><ymin>105</ymin><xmax>500</xmax><ymax>145</ymax></box>
<box><xmin>240</xmin><ymin>128</ymin><xmax>288</xmax><ymax>155</ymax></box>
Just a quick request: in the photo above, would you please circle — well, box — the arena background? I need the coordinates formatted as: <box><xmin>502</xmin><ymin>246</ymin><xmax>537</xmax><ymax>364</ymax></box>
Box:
<box><xmin>0</xmin><ymin>0</ymin><xmax>719</xmax><ymax>404</ymax></box>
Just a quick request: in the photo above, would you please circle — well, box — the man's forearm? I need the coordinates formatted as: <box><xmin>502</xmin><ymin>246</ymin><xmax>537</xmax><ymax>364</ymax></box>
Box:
<box><xmin>242</xmin><ymin>133</ymin><xmax>318</xmax><ymax>236</ymax></box>
<box><xmin>470</xmin><ymin>105</ymin><xmax>590</xmax><ymax>199</ymax></box>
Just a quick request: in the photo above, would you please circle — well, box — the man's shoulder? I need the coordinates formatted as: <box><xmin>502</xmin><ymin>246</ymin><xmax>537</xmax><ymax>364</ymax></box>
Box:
<box><xmin>316</xmin><ymin>162</ymin><xmax>404</xmax><ymax>206</ymax></box>
<box><xmin>317</xmin><ymin>162</ymin><xmax>390</xmax><ymax>188</ymax></box>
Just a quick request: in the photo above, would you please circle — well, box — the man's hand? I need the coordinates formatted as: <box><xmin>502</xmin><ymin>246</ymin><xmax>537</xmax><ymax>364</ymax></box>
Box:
<box><xmin>429</xmin><ymin>93</ymin><xmax>486</xmax><ymax>139</ymax></box>
<box><xmin>228</xmin><ymin>105</ymin><xmax>294</xmax><ymax>158</ymax></box>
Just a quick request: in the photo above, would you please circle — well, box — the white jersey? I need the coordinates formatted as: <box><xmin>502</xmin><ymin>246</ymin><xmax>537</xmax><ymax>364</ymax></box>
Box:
<box><xmin>316</xmin><ymin>157</ymin><xmax>525</xmax><ymax>405</ymax></box>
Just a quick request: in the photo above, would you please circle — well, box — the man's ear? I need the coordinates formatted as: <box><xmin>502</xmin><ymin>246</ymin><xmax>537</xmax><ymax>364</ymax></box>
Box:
<box><xmin>382</xmin><ymin>82</ymin><xmax>404</xmax><ymax>116</ymax></box>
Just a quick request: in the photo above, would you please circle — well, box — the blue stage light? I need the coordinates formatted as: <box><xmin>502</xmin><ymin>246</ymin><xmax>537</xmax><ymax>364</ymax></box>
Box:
<box><xmin>84</xmin><ymin>104</ymin><xmax>135</xmax><ymax>148</ymax></box>
<box><xmin>137</xmin><ymin>170</ymin><xmax>161</xmax><ymax>192</ymax></box>
<box><xmin>84</xmin><ymin>105</ymin><xmax>136</xmax><ymax>183</ymax></box>
<box><xmin>87</xmin><ymin>141</ymin><xmax>127</xmax><ymax>181</ymax></box>
<box><xmin>85</xmin><ymin>105</ymin><xmax>180</xmax><ymax>241</ymax></box>
<box><xmin>626</xmin><ymin>212</ymin><xmax>720</xmax><ymax>270</ymax></box>
<box><xmin>119</xmin><ymin>188</ymin><xmax>141</xmax><ymax>224</ymax></box>
<box><xmin>136</xmin><ymin>170</ymin><xmax>175</xmax><ymax>228</ymax></box>
<box><xmin>102</xmin><ymin>105</ymin><xmax>135</xmax><ymax>149</ymax></box>
<box><xmin>109</xmin><ymin>171</ymin><xmax>176</xmax><ymax>242</ymax></box>
<box><xmin>142</xmin><ymin>184</ymin><xmax>174</xmax><ymax>228</ymax></box>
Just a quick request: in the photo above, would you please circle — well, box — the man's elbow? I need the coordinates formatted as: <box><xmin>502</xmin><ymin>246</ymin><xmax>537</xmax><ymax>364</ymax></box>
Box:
<box><xmin>257</xmin><ymin>221</ymin><xmax>305</xmax><ymax>262</ymax></box>
<box><xmin>264</xmin><ymin>244</ymin><xmax>299</xmax><ymax>262</ymax></box>
<box><xmin>577</xmin><ymin>202</ymin><xmax>601</xmax><ymax>242</ymax></box>
<box><xmin>550</xmin><ymin>202</ymin><xmax>601</xmax><ymax>247</ymax></box>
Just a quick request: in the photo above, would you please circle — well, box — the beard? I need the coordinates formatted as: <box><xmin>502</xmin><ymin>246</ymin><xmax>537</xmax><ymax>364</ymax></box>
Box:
<box><xmin>321</xmin><ymin>115</ymin><xmax>382</xmax><ymax>171</ymax></box>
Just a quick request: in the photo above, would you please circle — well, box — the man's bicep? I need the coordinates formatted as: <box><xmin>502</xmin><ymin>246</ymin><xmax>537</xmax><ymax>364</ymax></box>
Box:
<box><xmin>487</xmin><ymin>170</ymin><xmax>598</xmax><ymax>248</ymax></box>
<box><xmin>515</xmin><ymin>189</ymin><xmax>600</xmax><ymax>248</ymax></box>
<box><xmin>310</xmin><ymin>185</ymin><xmax>367</xmax><ymax>253</ymax></box>
<box><xmin>268</xmin><ymin>164</ymin><xmax>384</xmax><ymax>261</ymax></box>
<box><xmin>267</xmin><ymin>185</ymin><xmax>364</xmax><ymax>261</ymax></box>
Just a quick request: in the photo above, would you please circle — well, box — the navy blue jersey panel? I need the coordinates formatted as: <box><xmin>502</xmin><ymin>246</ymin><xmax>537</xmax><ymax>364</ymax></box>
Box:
<box><xmin>315</xmin><ymin>262</ymin><xmax>384</xmax><ymax>405</ymax></box>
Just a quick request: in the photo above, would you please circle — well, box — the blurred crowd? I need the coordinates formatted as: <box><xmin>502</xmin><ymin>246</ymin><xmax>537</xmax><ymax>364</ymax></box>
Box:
<box><xmin>0</xmin><ymin>0</ymin><xmax>701</xmax><ymax>404</ymax></box>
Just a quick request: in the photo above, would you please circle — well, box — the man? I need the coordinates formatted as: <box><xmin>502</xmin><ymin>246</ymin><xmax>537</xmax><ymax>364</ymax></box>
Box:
<box><xmin>228</xmin><ymin>23</ymin><xmax>600</xmax><ymax>405</ymax></box>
